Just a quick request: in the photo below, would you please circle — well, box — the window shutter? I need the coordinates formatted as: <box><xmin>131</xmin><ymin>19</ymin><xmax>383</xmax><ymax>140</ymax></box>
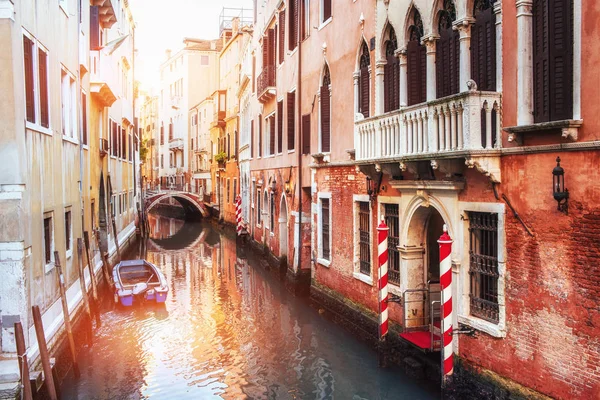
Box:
<box><xmin>436</xmin><ymin>27</ymin><xmax>459</xmax><ymax>98</ymax></box>
<box><xmin>293</xmin><ymin>0</ymin><xmax>299</xmax><ymax>48</ymax></box>
<box><xmin>23</xmin><ymin>36</ymin><xmax>35</xmax><ymax>123</ymax></box>
<box><xmin>250</xmin><ymin>120</ymin><xmax>254</xmax><ymax>158</ymax></box>
<box><xmin>279</xmin><ymin>11</ymin><xmax>285</xmax><ymax>63</ymax></box>
<box><xmin>360</xmin><ymin>67</ymin><xmax>370</xmax><ymax>117</ymax></box>
<box><xmin>384</xmin><ymin>56</ymin><xmax>399</xmax><ymax>112</ymax></box>
<box><xmin>287</xmin><ymin>92</ymin><xmax>295</xmax><ymax>150</ymax></box>
<box><xmin>160</xmin><ymin>125</ymin><xmax>164</xmax><ymax>144</ymax></box>
<box><xmin>323</xmin><ymin>0</ymin><xmax>332</xmax><ymax>21</ymax></box>
<box><xmin>407</xmin><ymin>40</ymin><xmax>419</xmax><ymax>106</ymax></box>
<box><xmin>271</xmin><ymin>28</ymin><xmax>277</xmax><ymax>67</ymax></box>
<box><xmin>533</xmin><ymin>0</ymin><xmax>550</xmax><ymax>122</ymax></box>
<box><xmin>420</xmin><ymin>44</ymin><xmax>426</xmax><ymax>103</ymax></box>
<box><xmin>548</xmin><ymin>0</ymin><xmax>573</xmax><ymax>120</ymax></box>
<box><xmin>320</xmin><ymin>86</ymin><xmax>331</xmax><ymax>152</ymax></box>
<box><xmin>302</xmin><ymin>114</ymin><xmax>311</xmax><ymax>154</ymax></box>
<box><xmin>258</xmin><ymin>115</ymin><xmax>262</xmax><ymax>157</ymax></box>
<box><xmin>38</xmin><ymin>49</ymin><xmax>49</xmax><ymax>127</ymax></box>
<box><xmin>90</xmin><ymin>6</ymin><xmax>100</xmax><ymax>50</ymax></box>
<box><xmin>277</xmin><ymin>101</ymin><xmax>283</xmax><ymax>153</ymax></box>
<box><xmin>262</xmin><ymin>35</ymin><xmax>269</xmax><ymax>68</ymax></box>
<box><xmin>269</xmin><ymin>116</ymin><xmax>275</xmax><ymax>155</ymax></box>
<box><xmin>471</xmin><ymin>6</ymin><xmax>496</xmax><ymax>92</ymax></box>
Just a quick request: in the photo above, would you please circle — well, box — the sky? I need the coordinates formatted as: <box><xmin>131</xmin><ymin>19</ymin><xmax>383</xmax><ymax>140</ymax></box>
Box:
<box><xmin>129</xmin><ymin>0</ymin><xmax>254</xmax><ymax>92</ymax></box>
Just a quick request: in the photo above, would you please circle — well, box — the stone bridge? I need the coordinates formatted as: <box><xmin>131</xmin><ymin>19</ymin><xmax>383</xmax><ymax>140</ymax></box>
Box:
<box><xmin>144</xmin><ymin>190</ymin><xmax>210</xmax><ymax>219</ymax></box>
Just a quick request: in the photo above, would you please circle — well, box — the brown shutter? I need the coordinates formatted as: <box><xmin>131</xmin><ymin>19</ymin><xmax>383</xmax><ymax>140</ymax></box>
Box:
<box><xmin>258</xmin><ymin>115</ymin><xmax>262</xmax><ymax>157</ymax></box>
<box><xmin>269</xmin><ymin>116</ymin><xmax>275</xmax><ymax>155</ymax></box>
<box><xmin>293</xmin><ymin>0</ymin><xmax>299</xmax><ymax>48</ymax></box>
<box><xmin>472</xmin><ymin>6</ymin><xmax>497</xmax><ymax>92</ymax></box>
<box><xmin>533</xmin><ymin>0</ymin><xmax>550</xmax><ymax>122</ymax></box>
<box><xmin>437</xmin><ymin>27</ymin><xmax>459</xmax><ymax>98</ymax></box>
<box><xmin>23</xmin><ymin>36</ymin><xmax>35</xmax><ymax>123</ymax></box>
<box><xmin>262</xmin><ymin>35</ymin><xmax>269</xmax><ymax>68</ymax></box>
<box><xmin>300</xmin><ymin>0</ymin><xmax>306</xmax><ymax>40</ymax></box>
<box><xmin>90</xmin><ymin>6</ymin><xmax>100</xmax><ymax>50</ymax></box>
<box><xmin>287</xmin><ymin>92</ymin><xmax>295</xmax><ymax>150</ymax></box>
<box><xmin>302</xmin><ymin>114</ymin><xmax>311</xmax><ymax>154</ymax></box>
<box><xmin>549</xmin><ymin>0</ymin><xmax>573</xmax><ymax>120</ymax></box>
<box><xmin>384</xmin><ymin>56</ymin><xmax>399</xmax><ymax>112</ymax></box>
<box><xmin>279</xmin><ymin>11</ymin><xmax>285</xmax><ymax>63</ymax></box>
<box><xmin>277</xmin><ymin>101</ymin><xmax>283</xmax><ymax>153</ymax></box>
<box><xmin>250</xmin><ymin>120</ymin><xmax>254</xmax><ymax>158</ymax></box>
<box><xmin>407</xmin><ymin>40</ymin><xmax>420</xmax><ymax>106</ymax></box>
<box><xmin>272</xmin><ymin>27</ymin><xmax>277</xmax><ymax>67</ymax></box>
<box><xmin>323</xmin><ymin>0</ymin><xmax>332</xmax><ymax>21</ymax></box>
<box><xmin>320</xmin><ymin>86</ymin><xmax>330</xmax><ymax>152</ymax></box>
<box><xmin>268</xmin><ymin>29</ymin><xmax>276</xmax><ymax>67</ymax></box>
<box><xmin>360</xmin><ymin>67</ymin><xmax>370</xmax><ymax>117</ymax></box>
<box><xmin>160</xmin><ymin>125</ymin><xmax>164</xmax><ymax>144</ymax></box>
<box><xmin>38</xmin><ymin>49</ymin><xmax>49</xmax><ymax>127</ymax></box>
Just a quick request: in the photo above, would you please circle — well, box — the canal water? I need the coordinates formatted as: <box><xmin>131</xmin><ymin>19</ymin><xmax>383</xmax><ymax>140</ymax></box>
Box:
<box><xmin>61</xmin><ymin>214</ymin><xmax>439</xmax><ymax>399</ymax></box>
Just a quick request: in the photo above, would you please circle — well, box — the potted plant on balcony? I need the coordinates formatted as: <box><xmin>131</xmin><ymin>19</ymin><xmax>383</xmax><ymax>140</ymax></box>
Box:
<box><xmin>214</xmin><ymin>151</ymin><xmax>227</xmax><ymax>169</ymax></box>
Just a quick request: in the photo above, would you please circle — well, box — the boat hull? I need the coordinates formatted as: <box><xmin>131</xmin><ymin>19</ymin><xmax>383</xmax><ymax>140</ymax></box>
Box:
<box><xmin>113</xmin><ymin>259</ymin><xmax>169</xmax><ymax>307</ymax></box>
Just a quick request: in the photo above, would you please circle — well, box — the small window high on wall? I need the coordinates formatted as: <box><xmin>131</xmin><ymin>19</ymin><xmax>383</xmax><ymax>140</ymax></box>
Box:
<box><xmin>320</xmin><ymin>64</ymin><xmax>331</xmax><ymax>153</ymax></box>
<box><xmin>533</xmin><ymin>0</ymin><xmax>573</xmax><ymax>122</ymax></box>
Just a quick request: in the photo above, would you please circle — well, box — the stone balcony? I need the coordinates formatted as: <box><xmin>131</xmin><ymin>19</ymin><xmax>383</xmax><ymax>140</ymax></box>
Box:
<box><xmin>355</xmin><ymin>90</ymin><xmax>502</xmax><ymax>182</ymax></box>
<box><xmin>169</xmin><ymin>138</ymin><xmax>184</xmax><ymax>151</ymax></box>
<box><xmin>257</xmin><ymin>65</ymin><xmax>276</xmax><ymax>103</ymax></box>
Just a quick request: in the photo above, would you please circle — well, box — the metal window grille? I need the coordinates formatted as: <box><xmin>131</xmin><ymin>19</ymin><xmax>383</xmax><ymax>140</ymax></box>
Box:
<box><xmin>384</xmin><ymin>204</ymin><xmax>400</xmax><ymax>285</ymax></box>
<box><xmin>270</xmin><ymin>193</ymin><xmax>275</xmax><ymax>231</ymax></box>
<box><xmin>43</xmin><ymin>217</ymin><xmax>51</xmax><ymax>264</ymax></box>
<box><xmin>322</xmin><ymin>199</ymin><xmax>330</xmax><ymax>260</ymax></box>
<box><xmin>358</xmin><ymin>201</ymin><xmax>371</xmax><ymax>275</ymax></box>
<box><xmin>468</xmin><ymin>211</ymin><xmax>500</xmax><ymax>323</ymax></box>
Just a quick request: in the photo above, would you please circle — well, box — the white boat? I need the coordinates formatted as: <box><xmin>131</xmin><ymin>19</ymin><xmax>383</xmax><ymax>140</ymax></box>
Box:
<box><xmin>113</xmin><ymin>260</ymin><xmax>168</xmax><ymax>306</ymax></box>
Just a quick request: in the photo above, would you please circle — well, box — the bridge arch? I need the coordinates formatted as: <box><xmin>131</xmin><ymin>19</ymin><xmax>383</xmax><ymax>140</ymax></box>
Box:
<box><xmin>145</xmin><ymin>192</ymin><xmax>209</xmax><ymax>220</ymax></box>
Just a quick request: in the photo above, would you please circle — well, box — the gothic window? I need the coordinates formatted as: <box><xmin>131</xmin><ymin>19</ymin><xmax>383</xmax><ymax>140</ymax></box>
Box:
<box><xmin>436</xmin><ymin>0</ymin><xmax>459</xmax><ymax>98</ymax></box>
<box><xmin>320</xmin><ymin>64</ymin><xmax>331</xmax><ymax>153</ymax></box>
<box><xmin>407</xmin><ymin>9</ymin><xmax>426</xmax><ymax>105</ymax></box>
<box><xmin>472</xmin><ymin>0</ymin><xmax>496</xmax><ymax>91</ymax></box>
<box><xmin>358</xmin><ymin>41</ymin><xmax>370</xmax><ymax>118</ymax></box>
<box><xmin>533</xmin><ymin>0</ymin><xmax>573</xmax><ymax>122</ymax></box>
<box><xmin>384</xmin><ymin>25</ymin><xmax>399</xmax><ymax>112</ymax></box>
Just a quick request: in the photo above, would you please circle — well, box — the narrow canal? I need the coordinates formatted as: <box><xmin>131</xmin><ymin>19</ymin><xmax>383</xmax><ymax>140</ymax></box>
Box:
<box><xmin>61</xmin><ymin>214</ymin><xmax>440</xmax><ymax>399</ymax></box>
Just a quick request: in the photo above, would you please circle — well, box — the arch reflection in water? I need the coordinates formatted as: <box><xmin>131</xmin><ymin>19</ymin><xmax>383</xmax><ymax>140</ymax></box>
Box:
<box><xmin>61</xmin><ymin>215</ymin><xmax>439</xmax><ymax>399</ymax></box>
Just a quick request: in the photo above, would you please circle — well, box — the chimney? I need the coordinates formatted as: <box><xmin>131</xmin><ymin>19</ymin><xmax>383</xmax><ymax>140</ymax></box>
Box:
<box><xmin>165</xmin><ymin>49</ymin><xmax>172</xmax><ymax>60</ymax></box>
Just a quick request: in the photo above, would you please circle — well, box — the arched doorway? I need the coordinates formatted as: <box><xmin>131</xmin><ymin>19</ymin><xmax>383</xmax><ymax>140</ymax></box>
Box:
<box><xmin>400</xmin><ymin>204</ymin><xmax>447</xmax><ymax>334</ymax></box>
<box><xmin>279</xmin><ymin>195</ymin><xmax>288</xmax><ymax>261</ymax></box>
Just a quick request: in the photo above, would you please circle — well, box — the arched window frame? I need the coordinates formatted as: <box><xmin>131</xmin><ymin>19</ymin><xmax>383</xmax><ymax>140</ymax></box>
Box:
<box><xmin>357</xmin><ymin>40</ymin><xmax>371</xmax><ymax>118</ymax></box>
<box><xmin>319</xmin><ymin>63</ymin><xmax>331</xmax><ymax>153</ymax></box>
<box><xmin>435</xmin><ymin>0</ymin><xmax>459</xmax><ymax>98</ymax></box>
<box><xmin>383</xmin><ymin>24</ymin><xmax>399</xmax><ymax>112</ymax></box>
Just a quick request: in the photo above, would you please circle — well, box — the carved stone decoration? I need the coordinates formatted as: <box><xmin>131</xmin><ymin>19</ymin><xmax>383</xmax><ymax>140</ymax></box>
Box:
<box><xmin>416</xmin><ymin>190</ymin><xmax>430</xmax><ymax>207</ymax></box>
<box><xmin>359</xmin><ymin>13</ymin><xmax>365</xmax><ymax>31</ymax></box>
<box><xmin>431</xmin><ymin>160</ymin><xmax>439</xmax><ymax>170</ymax></box>
<box><xmin>355</xmin><ymin>165</ymin><xmax>361</xmax><ymax>174</ymax></box>
<box><xmin>322</xmin><ymin>42</ymin><xmax>327</xmax><ymax>57</ymax></box>
<box><xmin>399</xmin><ymin>162</ymin><xmax>407</xmax><ymax>172</ymax></box>
<box><xmin>375</xmin><ymin>163</ymin><xmax>382</xmax><ymax>173</ymax></box>
<box><xmin>466</xmin><ymin>79</ymin><xmax>478</xmax><ymax>91</ymax></box>
<box><xmin>465</xmin><ymin>156</ymin><xmax>502</xmax><ymax>183</ymax></box>
<box><xmin>562</xmin><ymin>126</ymin><xmax>579</xmax><ymax>141</ymax></box>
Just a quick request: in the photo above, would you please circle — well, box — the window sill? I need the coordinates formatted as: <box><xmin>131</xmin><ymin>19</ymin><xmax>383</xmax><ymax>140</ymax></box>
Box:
<box><xmin>26</xmin><ymin>122</ymin><xmax>52</xmax><ymax>136</ymax></box>
<box><xmin>458</xmin><ymin>315</ymin><xmax>506</xmax><ymax>338</ymax></box>
<box><xmin>63</xmin><ymin>135</ymin><xmax>79</xmax><ymax>145</ymax></box>
<box><xmin>317</xmin><ymin>258</ymin><xmax>331</xmax><ymax>268</ymax></box>
<box><xmin>82</xmin><ymin>144</ymin><xmax>89</xmax><ymax>150</ymax></box>
<box><xmin>66</xmin><ymin>249</ymin><xmax>73</xmax><ymax>259</ymax></box>
<box><xmin>44</xmin><ymin>262</ymin><xmax>55</xmax><ymax>274</ymax></box>
<box><xmin>287</xmin><ymin>149</ymin><xmax>295</xmax><ymax>154</ymax></box>
<box><xmin>289</xmin><ymin>47</ymin><xmax>298</xmax><ymax>58</ymax></box>
<box><xmin>318</xmin><ymin>17</ymin><xmax>333</xmax><ymax>31</ymax></box>
<box><xmin>504</xmin><ymin>119</ymin><xmax>583</xmax><ymax>142</ymax></box>
<box><xmin>353</xmin><ymin>271</ymin><xmax>373</xmax><ymax>286</ymax></box>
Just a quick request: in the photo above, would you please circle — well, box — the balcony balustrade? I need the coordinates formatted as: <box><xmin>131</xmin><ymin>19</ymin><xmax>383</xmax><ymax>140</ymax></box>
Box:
<box><xmin>257</xmin><ymin>65</ymin><xmax>276</xmax><ymax>103</ymax></box>
<box><xmin>169</xmin><ymin>137</ymin><xmax>184</xmax><ymax>151</ymax></box>
<box><xmin>355</xmin><ymin>91</ymin><xmax>502</xmax><ymax>162</ymax></box>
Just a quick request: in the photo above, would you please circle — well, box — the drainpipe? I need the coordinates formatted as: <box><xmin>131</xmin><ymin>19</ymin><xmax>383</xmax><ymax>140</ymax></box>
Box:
<box><xmin>77</xmin><ymin>0</ymin><xmax>85</xmax><ymax>236</ymax></box>
<box><xmin>296</xmin><ymin>25</ymin><xmax>303</xmax><ymax>276</ymax></box>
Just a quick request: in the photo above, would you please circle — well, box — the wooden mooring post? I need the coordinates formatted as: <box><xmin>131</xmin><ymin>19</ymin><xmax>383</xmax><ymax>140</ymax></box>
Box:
<box><xmin>77</xmin><ymin>238</ymin><xmax>94</xmax><ymax>345</ymax></box>
<box><xmin>31</xmin><ymin>305</ymin><xmax>58</xmax><ymax>400</ymax></box>
<box><xmin>83</xmin><ymin>231</ymin><xmax>102</xmax><ymax>326</ymax></box>
<box><xmin>111</xmin><ymin>219</ymin><xmax>121</xmax><ymax>260</ymax></box>
<box><xmin>94</xmin><ymin>229</ymin><xmax>113</xmax><ymax>287</ymax></box>
<box><xmin>14</xmin><ymin>322</ymin><xmax>33</xmax><ymax>400</ymax></box>
<box><xmin>53</xmin><ymin>251</ymin><xmax>81</xmax><ymax>378</ymax></box>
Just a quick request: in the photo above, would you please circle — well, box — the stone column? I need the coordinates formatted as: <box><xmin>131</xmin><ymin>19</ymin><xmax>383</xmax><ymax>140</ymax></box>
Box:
<box><xmin>353</xmin><ymin>71</ymin><xmax>360</xmax><ymax>114</ymax></box>
<box><xmin>453</xmin><ymin>19</ymin><xmax>473</xmax><ymax>93</ymax></box>
<box><xmin>422</xmin><ymin>36</ymin><xmax>438</xmax><ymax>102</ymax></box>
<box><xmin>516</xmin><ymin>0</ymin><xmax>534</xmax><ymax>125</ymax></box>
<box><xmin>375</xmin><ymin>59</ymin><xmax>386</xmax><ymax>115</ymax></box>
<box><xmin>397</xmin><ymin>49</ymin><xmax>408</xmax><ymax>107</ymax></box>
<box><xmin>493</xmin><ymin>2</ymin><xmax>503</xmax><ymax>92</ymax></box>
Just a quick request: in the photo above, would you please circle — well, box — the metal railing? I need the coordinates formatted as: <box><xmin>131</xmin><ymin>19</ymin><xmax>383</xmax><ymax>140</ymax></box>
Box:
<box><xmin>402</xmin><ymin>287</ymin><xmax>442</xmax><ymax>352</ymax></box>
<box><xmin>257</xmin><ymin>65</ymin><xmax>276</xmax><ymax>98</ymax></box>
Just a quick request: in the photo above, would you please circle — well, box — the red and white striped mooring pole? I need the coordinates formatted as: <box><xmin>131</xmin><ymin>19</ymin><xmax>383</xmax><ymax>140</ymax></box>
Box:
<box><xmin>438</xmin><ymin>224</ymin><xmax>454</xmax><ymax>385</ymax></box>
<box><xmin>377</xmin><ymin>220</ymin><xmax>389</xmax><ymax>366</ymax></box>
<box><xmin>235</xmin><ymin>195</ymin><xmax>242</xmax><ymax>236</ymax></box>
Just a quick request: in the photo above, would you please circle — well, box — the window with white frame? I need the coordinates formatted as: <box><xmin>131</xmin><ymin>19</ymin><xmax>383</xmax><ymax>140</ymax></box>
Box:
<box><xmin>43</xmin><ymin>213</ymin><xmax>54</xmax><ymax>271</ymax></box>
<box><xmin>317</xmin><ymin>193</ymin><xmax>332</xmax><ymax>265</ymax></box>
<box><xmin>263</xmin><ymin>190</ymin><xmax>269</xmax><ymax>229</ymax></box>
<box><xmin>23</xmin><ymin>33</ymin><xmax>50</xmax><ymax>130</ymax></box>
<box><xmin>64</xmin><ymin>209</ymin><xmax>72</xmax><ymax>255</ymax></box>
<box><xmin>61</xmin><ymin>68</ymin><xmax>76</xmax><ymax>140</ymax></box>
<box><xmin>353</xmin><ymin>195</ymin><xmax>372</xmax><ymax>283</ymax></box>
<box><xmin>256</xmin><ymin>188</ymin><xmax>262</xmax><ymax>226</ymax></box>
<box><xmin>320</xmin><ymin>0</ymin><xmax>332</xmax><ymax>24</ymax></box>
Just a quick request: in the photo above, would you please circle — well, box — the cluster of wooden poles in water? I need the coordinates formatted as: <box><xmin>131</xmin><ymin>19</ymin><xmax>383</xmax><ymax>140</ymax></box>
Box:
<box><xmin>14</xmin><ymin>227</ymin><xmax>122</xmax><ymax>400</ymax></box>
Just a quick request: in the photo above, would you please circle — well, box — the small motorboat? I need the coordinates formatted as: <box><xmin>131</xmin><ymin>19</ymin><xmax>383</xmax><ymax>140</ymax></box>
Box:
<box><xmin>113</xmin><ymin>259</ymin><xmax>168</xmax><ymax>306</ymax></box>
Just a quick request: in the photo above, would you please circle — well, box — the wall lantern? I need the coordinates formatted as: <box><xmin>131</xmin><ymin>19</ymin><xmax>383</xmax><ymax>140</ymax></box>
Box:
<box><xmin>270</xmin><ymin>179</ymin><xmax>277</xmax><ymax>193</ymax></box>
<box><xmin>284</xmin><ymin>180</ymin><xmax>292</xmax><ymax>194</ymax></box>
<box><xmin>366</xmin><ymin>176</ymin><xmax>373</xmax><ymax>196</ymax></box>
<box><xmin>552</xmin><ymin>157</ymin><xmax>569</xmax><ymax>214</ymax></box>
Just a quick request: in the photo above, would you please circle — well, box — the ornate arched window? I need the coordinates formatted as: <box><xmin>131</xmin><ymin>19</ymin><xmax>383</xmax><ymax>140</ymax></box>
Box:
<box><xmin>320</xmin><ymin>64</ymin><xmax>331</xmax><ymax>152</ymax></box>
<box><xmin>436</xmin><ymin>0</ymin><xmax>459</xmax><ymax>98</ymax></box>
<box><xmin>532</xmin><ymin>0</ymin><xmax>573</xmax><ymax>122</ymax></box>
<box><xmin>471</xmin><ymin>0</ymin><xmax>496</xmax><ymax>91</ymax></box>
<box><xmin>407</xmin><ymin>9</ymin><xmax>426</xmax><ymax>105</ymax></box>
<box><xmin>384</xmin><ymin>25</ymin><xmax>399</xmax><ymax>112</ymax></box>
<box><xmin>358</xmin><ymin>41</ymin><xmax>371</xmax><ymax>117</ymax></box>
